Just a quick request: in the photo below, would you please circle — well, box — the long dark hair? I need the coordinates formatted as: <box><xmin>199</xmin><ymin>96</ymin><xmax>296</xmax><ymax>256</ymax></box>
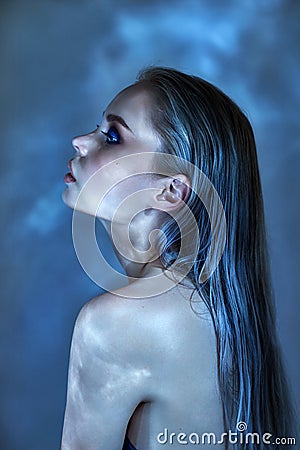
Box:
<box><xmin>137</xmin><ymin>67</ymin><xmax>296</xmax><ymax>448</ymax></box>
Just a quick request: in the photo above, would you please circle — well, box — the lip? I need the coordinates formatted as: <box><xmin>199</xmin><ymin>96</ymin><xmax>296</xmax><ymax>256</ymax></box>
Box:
<box><xmin>64</xmin><ymin>159</ymin><xmax>77</xmax><ymax>184</ymax></box>
<box><xmin>68</xmin><ymin>159</ymin><xmax>75</xmax><ymax>177</ymax></box>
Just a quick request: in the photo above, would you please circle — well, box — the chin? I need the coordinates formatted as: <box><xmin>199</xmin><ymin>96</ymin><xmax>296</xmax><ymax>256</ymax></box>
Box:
<box><xmin>62</xmin><ymin>188</ymin><xmax>96</xmax><ymax>217</ymax></box>
<box><xmin>62</xmin><ymin>187</ymin><xmax>76</xmax><ymax>209</ymax></box>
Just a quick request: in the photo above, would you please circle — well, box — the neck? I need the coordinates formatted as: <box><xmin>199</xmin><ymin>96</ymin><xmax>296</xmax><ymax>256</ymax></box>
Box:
<box><xmin>100</xmin><ymin>217</ymin><xmax>163</xmax><ymax>279</ymax></box>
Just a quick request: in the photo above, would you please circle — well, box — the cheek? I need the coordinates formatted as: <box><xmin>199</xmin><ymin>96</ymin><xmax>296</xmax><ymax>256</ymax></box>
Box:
<box><xmin>77</xmin><ymin>150</ymin><xmax>156</xmax><ymax>210</ymax></box>
<box><xmin>104</xmin><ymin>175</ymin><xmax>154</xmax><ymax>213</ymax></box>
<box><xmin>80</xmin><ymin>150</ymin><xmax>127</xmax><ymax>182</ymax></box>
<box><xmin>80</xmin><ymin>155</ymin><xmax>104</xmax><ymax>181</ymax></box>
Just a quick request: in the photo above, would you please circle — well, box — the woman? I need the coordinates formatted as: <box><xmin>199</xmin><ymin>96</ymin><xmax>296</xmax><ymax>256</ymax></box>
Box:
<box><xmin>61</xmin><ymin>67</ymin><xmax>295</xmax><ymax>449</ymax></box>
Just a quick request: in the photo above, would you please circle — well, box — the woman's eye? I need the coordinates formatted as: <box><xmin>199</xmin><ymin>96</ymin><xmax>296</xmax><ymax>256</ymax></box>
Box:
<box><xmin>101</xmin><ymin>126</ymin><xmax>120</xmax><ymax>145</ymax></box>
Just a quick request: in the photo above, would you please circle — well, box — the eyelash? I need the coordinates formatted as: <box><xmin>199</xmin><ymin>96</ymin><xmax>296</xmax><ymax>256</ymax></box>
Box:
<box><xmin>98</xmin><ymin>125</ymin><xmax>120</xmax><ymax>145</ymax></box>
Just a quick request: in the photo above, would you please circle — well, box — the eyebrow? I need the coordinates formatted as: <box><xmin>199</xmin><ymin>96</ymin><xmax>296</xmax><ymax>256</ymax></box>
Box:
<box><xmin>103</xmin><ymin>112</ymin><xmax>134</xmax><ymax>134</ymax></box>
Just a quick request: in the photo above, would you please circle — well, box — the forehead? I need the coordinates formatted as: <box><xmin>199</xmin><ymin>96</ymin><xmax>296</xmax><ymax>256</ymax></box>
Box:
<box><xmin>105</xmin><ymin>84</ymin><xmax>153</xmax><ymax>128</ymax></box>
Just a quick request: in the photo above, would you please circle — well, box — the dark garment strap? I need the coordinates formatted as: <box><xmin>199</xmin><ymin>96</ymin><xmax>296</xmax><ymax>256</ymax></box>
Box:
<box><xmin>122</xmin><ymin>435</ymin><xmax>137</xmax><ymax>450</ymax></box>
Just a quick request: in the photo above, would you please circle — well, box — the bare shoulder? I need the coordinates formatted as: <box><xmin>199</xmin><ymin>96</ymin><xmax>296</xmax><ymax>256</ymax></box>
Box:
<box><xmin>73</xmin><ymin>282</ymin><xmax>214</xmax><ymax>381</ymax></box>
<box><xmin>73</xmin><ymin>283</ymin><xmax>197</xmax><ymax>362</ymax></box>
<box><xmin>73</xmin><ymin>289</ymin><xmax>151</xmax><ymax>365</ymax></box>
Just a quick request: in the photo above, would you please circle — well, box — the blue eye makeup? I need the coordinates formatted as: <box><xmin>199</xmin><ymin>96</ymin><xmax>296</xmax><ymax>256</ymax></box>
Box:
<box><xmin>101</xmin><ymin>126</ymin><xmax>120</xmax><ymax>145</ymax></box>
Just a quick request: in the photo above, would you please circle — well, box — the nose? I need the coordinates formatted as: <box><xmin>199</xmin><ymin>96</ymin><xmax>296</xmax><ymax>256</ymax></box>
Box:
<box><xmin>72</xmin><ymin>134</ymin><xmax>89</xmax><ymax>157</ymax></box>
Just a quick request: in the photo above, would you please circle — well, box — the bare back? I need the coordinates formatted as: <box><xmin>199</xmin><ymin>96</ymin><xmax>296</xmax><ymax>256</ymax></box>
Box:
<box><xmin>61</xmin><ymin>276</ymin><xmax>225</xmax><ymax>450</ymax></box>
<box><xmin>123</xmin><ymin>282</ymin><xmax>224</xmax><ymax>449</ymax></box>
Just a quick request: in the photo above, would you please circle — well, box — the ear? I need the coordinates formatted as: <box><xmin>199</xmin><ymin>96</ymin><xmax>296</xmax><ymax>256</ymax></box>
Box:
<box><xmin>153</xmin><ymin>174</ymin><xmax>191</xmax><ymax>211</ymax></box>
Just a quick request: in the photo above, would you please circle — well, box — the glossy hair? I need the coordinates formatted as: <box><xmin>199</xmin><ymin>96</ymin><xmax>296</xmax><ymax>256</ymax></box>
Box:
<box><xmin>137</xmin><ymin>67</ymin><xmax>296</xmax><ymax>448</ymax></box>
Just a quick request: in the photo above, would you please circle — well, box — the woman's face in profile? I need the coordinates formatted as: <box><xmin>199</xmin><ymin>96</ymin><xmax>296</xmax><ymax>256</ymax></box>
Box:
<box><xmin>62</xmin><ymin>83</ymin><xmax>160</xmax><ymax>222</ymax></box>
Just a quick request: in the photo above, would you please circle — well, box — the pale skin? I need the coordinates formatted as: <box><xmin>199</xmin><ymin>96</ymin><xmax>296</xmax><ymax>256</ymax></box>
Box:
<box><xmin>61</xmin><ymin>84</ymin><xmax>224</xmax><ymax>449</ymax></box>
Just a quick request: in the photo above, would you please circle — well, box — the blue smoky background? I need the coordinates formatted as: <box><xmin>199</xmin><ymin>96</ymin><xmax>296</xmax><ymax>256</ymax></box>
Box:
<box><xmin>0</xmin><ymin>0</ymin><xmax>299</xmax><ymax>448</ymax></box>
